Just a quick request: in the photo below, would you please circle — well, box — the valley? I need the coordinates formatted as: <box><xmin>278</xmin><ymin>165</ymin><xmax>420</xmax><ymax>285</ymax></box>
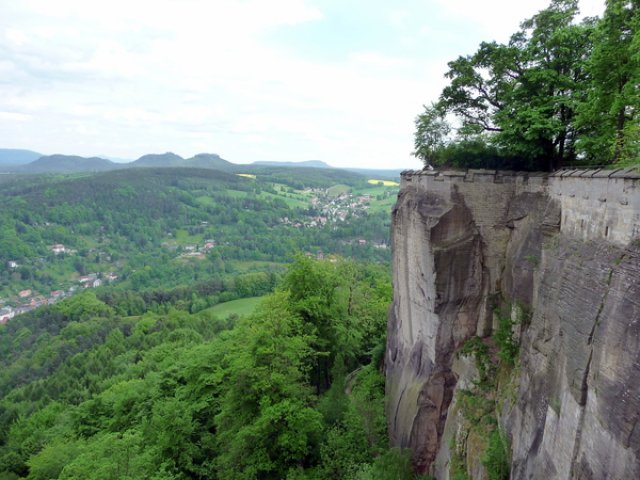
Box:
<box><xmin>0</xmin><ymin>166</ymin><xmax>398</xmax><ymax>324</ymax></box>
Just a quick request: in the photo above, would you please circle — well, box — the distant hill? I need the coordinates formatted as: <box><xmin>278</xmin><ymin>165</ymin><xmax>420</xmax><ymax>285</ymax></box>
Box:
<box><xmin>252</xmin><ymin>160</ymin><xmax>332</xmax><ymax>169</ymax></box>
<box><xmin>0</xmin><ymin>149</ymin><xmax>43</xmax><ymax>167</ymax></box>
<box><xmin>19</xmin><ymin>155</ymin><xmax>119</xmax><ymax>173</ymax></box>
<box><xmin>131</xmin><ymin>152</ymin><xmax>185</xmax><ymax>167</ymax></box>
<box><xmin>3</xmin><ymin>148</ymin><xmax>403</xmax><ymax>180</ymax></box>
<box><xmin>186</xmin><ymin>153</ymin><xmax>235</xmax><ymax>171</ymax></box>
<box><xmin>130</xmin><ymin>152</ymin><xmax>237</xmax><ymax>171</ymax></box>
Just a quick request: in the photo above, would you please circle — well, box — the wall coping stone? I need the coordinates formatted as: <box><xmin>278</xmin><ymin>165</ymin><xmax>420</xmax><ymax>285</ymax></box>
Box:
<box><xmin>402</xmin><ymin>168</ymin><xmax>640</xmax><ymax>182</ymax></box>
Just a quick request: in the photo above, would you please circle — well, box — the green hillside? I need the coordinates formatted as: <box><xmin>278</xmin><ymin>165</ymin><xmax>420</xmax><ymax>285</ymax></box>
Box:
<box><xmin>0</xmin><ymin>257</ymin><xmax>418</xmax><ymax>480</ymax></box>
<box><xmin>0</xmin><ymin>168</ymin><xmax>395</xmax><ymax>306</ymax></box>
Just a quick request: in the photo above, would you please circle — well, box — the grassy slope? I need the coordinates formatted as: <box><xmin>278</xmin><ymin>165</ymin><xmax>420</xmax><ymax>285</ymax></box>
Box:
<box><xmin>203</xmin><ymin>296</ymin><xmax>265</xmax><ymax>318</ymax></box>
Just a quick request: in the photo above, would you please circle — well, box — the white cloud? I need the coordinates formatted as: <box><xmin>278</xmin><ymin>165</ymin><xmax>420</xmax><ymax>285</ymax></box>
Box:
<box><xmin>0</xmin><ymin>0</ymin><xmax>606</xmax><ymax>169</ymax></box>
<box><xmin>434</xmin><ymin>0</ymin><xmax>605</xmax><ymax>42</ymax></box>
<box><xmin>0</xmin><ymin>111</ymin><xmax>32</xmax><ymax>122</ymax></box>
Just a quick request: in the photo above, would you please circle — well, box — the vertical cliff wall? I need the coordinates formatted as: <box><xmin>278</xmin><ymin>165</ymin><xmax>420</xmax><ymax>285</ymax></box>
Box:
<box><xmin>386</xmin><ymin>168</ymin><xmax>640</xmax><ymax>478</ymax></box>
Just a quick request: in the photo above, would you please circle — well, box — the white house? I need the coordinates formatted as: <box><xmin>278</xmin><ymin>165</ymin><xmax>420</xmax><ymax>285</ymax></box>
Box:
<box><xmin>0</xmin><ymin>307</ymin><xmax>15</xmax><ymax>323</ymax></box>
<box><xmin>50</xmin><ymin>244</ymin><xmax>66</xmax><ymax>254</ymax></box>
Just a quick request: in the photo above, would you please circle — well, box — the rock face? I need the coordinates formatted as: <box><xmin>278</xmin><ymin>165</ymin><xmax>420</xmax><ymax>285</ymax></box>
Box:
<box><xmin>387</xmin><ymin>169</ymin><xmax>640</xmax><ymax>478</ymax></box>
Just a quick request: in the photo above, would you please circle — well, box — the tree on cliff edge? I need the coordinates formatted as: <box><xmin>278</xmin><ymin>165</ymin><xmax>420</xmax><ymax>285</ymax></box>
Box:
<box><xmin>415</xmin><ymin>0</ymin><xmax>639</xmax><ymax>171</ymax></box>
<box><xmin>575</xmin><ymin>0</ymin><xmax>640</xmax><ymax>164</ymax></box>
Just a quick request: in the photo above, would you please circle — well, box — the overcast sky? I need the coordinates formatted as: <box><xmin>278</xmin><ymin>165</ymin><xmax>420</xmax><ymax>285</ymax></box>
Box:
<box><xmin>0</xmin><ymin>0</ymin><xmax>604</xmax><ymax>169</ymax></box>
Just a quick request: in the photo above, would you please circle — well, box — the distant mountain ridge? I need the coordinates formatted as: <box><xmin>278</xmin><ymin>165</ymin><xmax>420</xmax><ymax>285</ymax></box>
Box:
<box><xmin>18</xmin><ymin>155</ymin><xmax>119</xmax><ymax>173</ymax></box>
<box><xmin>187</xmin><ymin>153</ymin><xmax>235</xmax><ymax>171</ymax></box>
<box><xmin>0</xmin><ymin>149</ymin><xmax>43</xmax><ymax>167</ymax></box>
<box><xmin>1</xmin><ymin>148</ymin><xmax>401</xmax><ymax>179</ymax></box>
<box><xmin>132</xmin><ymin>152</ymin><xmax>184</xmax><ymax>167</ymax></box>
<box><xmin>131</xmin><ymin>152</ymin><xmax>235</xmax><ymax>171</ymax></box>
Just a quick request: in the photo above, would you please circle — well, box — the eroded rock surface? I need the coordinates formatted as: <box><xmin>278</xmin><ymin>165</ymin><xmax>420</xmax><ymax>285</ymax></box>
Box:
<box><xmin>387</xmin><ymin>169</ymin><xmax>640</xmax><ymax>478</ymax></box>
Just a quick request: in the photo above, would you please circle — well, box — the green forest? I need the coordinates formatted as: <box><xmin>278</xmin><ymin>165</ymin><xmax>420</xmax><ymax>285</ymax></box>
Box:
<box><xmin>414</xmin><ymin>0</ymin><xmax>639</xmax><ymax>170</ymax></box>
<box><xmin>0</xmin><ymin>256</ymin><xmax>424</xmax><ymax>480</ymax></box>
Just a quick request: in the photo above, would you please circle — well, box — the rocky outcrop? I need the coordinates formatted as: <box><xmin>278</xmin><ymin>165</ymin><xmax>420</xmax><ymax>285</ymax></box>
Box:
<box><xmin>387</xmin><ymin>168</ymin><xmax>640</xmax><ymax>479</ymax></box>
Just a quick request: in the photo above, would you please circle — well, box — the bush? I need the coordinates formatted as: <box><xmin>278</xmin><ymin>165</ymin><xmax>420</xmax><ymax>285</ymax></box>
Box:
<box><xmin>482</xmin><ymin>429</ymin><xmax>510</xmax><ymax>480</ymax></box>
<box><xmin>494</xmin><ymin>312</ymin><xmax>518</xmax><ymax>365</ymax></box>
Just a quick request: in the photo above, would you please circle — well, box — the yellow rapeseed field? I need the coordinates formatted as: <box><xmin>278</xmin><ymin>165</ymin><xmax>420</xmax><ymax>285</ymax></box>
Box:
<box><xmin>367</xmin><ymin>179</ymin><xmax>399</xmax><ymax>186</ymax></box>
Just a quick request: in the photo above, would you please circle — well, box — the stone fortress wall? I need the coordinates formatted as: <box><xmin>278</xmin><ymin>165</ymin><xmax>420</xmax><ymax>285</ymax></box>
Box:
<box><xmin>387</xmin><ymin>167</ymin><xmax>640</xmax><ymax>479</ymax></box>
<box><xmin>401</xmin><ymin>167</ymin><xmax>640</xmax><ymax>245</ymax></box>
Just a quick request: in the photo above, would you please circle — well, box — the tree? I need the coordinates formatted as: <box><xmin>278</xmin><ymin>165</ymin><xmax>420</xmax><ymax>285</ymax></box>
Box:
<box><xmin>576</xmin><ymin>0</ymin><xmax>640</xmax><ymax>163</ymax></box>
<box><xmin>413</xmin><ymin>103</ymin><xmax>451</xmax><ymax>167</ymax></box>
<box><xmin>433</xmin><ymin>0</ymin><xmax>597</xmax><ymax>170</ymax></box>
<box><xmin>498</xmin><ymin>0</ymin><xmax>595</xmax><ymax>169</ymax></box>
<box><xmin>214</xmin><ymin>292</ymin><xmax>323</xmax><ymax>479</ymax></box>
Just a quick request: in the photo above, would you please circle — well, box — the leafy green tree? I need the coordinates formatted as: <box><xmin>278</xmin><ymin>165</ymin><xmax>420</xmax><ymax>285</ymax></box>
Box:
<box><xmin>413</xmin><ymin>103</ymin><xmax>451</xmax><ymax>166</ymax></box>
<box><xmin>576</xmin><ymin>0</ymin><xmax>640</xmax><ymax>163</ymax></box>
<box><xmin>214</xmin><ymin>292</ymin><xmax>323</xmax><ymax>479</ymax></box>
<box><xmin>425</xmin><ymin>0</ymin><xmax>600</xmax><ymax>170</ymax></box>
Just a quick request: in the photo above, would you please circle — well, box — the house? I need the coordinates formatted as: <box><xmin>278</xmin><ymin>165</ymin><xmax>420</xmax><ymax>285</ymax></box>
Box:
<box><xmin>50</xmin><ymin>244</ymin><xmax>66</xmax><ymax>254</ymax></box>
<box><xmin>357</xmin><ymin>239</ymin><xmax>367</xmax><ymax>245</ymax></box>
<box><xmin>48</xmin><ymin>291</ymin><xmax>64</xmax><ymax>305</ymax></box>
<box><xmin>0</xmin><ymin>307</ymin><xmax>15</xmax><ymax>324</ymax></box>
<box><xmin>203</xmin><ymin>240</ymin><xmax>216</xmax><ymax>250</ymax></box>
<box><xmin>106</xmin><ymin>272</ymin><xmax>118</xmax><ymax>282</ymax></box>
<box><xmin>18</xmin><ymin>289</ymin><xmax>32</xmax><ymax>298</ymax></box>
<box><xmin>29</xmin><ymin>297</ymin><xmax>47</xmax><ymax>308</ymax></box>
<box><xmin>16</xmin><ymin>304</ymin><xmax>34</xmax><ymax>315</ymax></box>
<box><xmin>184</xmin><ymin>245</ymin><xmax>197</xmax><ymax>252</ymax></box>
<box><xmin>79</xmin><ymin>274</ymin><xmax>101</xmax><ymax>288</ymax></box>
<box><xmin>7</xmin><ymin>261</ymin><xmax>18</xmax><ymax>269</ymax></box>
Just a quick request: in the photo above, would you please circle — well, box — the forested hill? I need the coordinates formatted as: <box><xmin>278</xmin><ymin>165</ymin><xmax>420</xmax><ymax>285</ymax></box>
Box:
<box><xmin>0</xmin><ymin>149</ymin><xmax>42</xmax><ymax>167</ymax></box>
<box><xmin>5</xmin><ymin>151</ymin><xmax>400</xmax><ymax>181</ymax></box>
<box><xmin>0</xmin><ymin>167</ymin><xmax>397</xmax><ymax>305</ymax></box>
<box><xmin>0</xmin><ymin>166</ymin><xmax>407</xmax><ymax>479</ymax></box>
<box><xmin>15</xmin><ymin>155</ymin><xmax>120</xmax><ymax>174</ymax></box>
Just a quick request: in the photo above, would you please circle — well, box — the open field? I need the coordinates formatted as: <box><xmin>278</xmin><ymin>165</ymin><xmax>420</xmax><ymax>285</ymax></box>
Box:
<box><xmin>326</xmin><ymin>184</ymin><xmax>351</xmax><ymax>197</ymax></box>
<box><xmin>367</xmin><ymin>179</ymin><xmax>399</xmax><ymax>187</ymax></box>
<box><xmin>204</xmin><ymin>296</ymin><xmax>265</xmax><ymax>318</ymax></box>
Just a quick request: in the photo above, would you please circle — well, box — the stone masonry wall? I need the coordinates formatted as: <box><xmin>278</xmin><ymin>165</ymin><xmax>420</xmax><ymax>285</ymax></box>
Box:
<box><xmin>387</xmin><ymin>167</ymin><xmax>640</xmax><ymax>478</ymax></box>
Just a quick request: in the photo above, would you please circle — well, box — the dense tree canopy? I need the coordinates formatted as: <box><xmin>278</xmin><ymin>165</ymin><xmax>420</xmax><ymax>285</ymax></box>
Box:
<box><xmin>0</xmin><ymin>257</ymin><xmax>424</xmax><ymax>480</ymax></box>
<box><xmin>415</xmin><ymin>0</ymin><xmax>639</xmax><ymax>170</ymax></box>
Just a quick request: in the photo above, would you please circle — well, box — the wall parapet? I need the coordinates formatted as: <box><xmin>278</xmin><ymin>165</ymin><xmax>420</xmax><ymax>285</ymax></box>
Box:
<box><xmin>400</xmin><ymin>168</ymin><xmax>640</xmax><ymax>246</ymax></box>
<box><xmin>401</xmin><ymin>166</ymin><xmax>640</xmax><ymax>182</ymax></box>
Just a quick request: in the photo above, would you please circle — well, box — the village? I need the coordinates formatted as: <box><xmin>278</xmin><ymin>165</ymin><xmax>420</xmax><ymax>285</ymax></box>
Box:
<box><xmin>0</xmin><ymin>236</ymin><xmax>224</xmax><ymax>324</ymax></box>
<box><xmin>0</xmin><ymin>243</ymin><xmax>120</xmax><ymax>325</ymax></box>
<box><xmin>281</xmin><ymin>188</ymin><xmax>377</xmax><ymax>228</ymax></box>
<box><xmin>1</xmin><ymin>187</ymin><xmax>394</xmax><ymax>326</ymax></box>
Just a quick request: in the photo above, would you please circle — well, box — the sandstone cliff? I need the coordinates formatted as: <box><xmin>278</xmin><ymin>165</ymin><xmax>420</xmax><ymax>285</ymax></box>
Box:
<box><xmin>386</xmin><ymin>168</ymin><xmax>640</xmax><ymax>479</ymax></box>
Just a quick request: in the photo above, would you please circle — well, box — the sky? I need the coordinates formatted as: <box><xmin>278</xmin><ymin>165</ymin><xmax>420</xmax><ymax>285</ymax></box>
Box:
<box><xmin>0</xmin><ymin>0</ymin><xmax>605</xmax><ymax>169</ymax></box>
